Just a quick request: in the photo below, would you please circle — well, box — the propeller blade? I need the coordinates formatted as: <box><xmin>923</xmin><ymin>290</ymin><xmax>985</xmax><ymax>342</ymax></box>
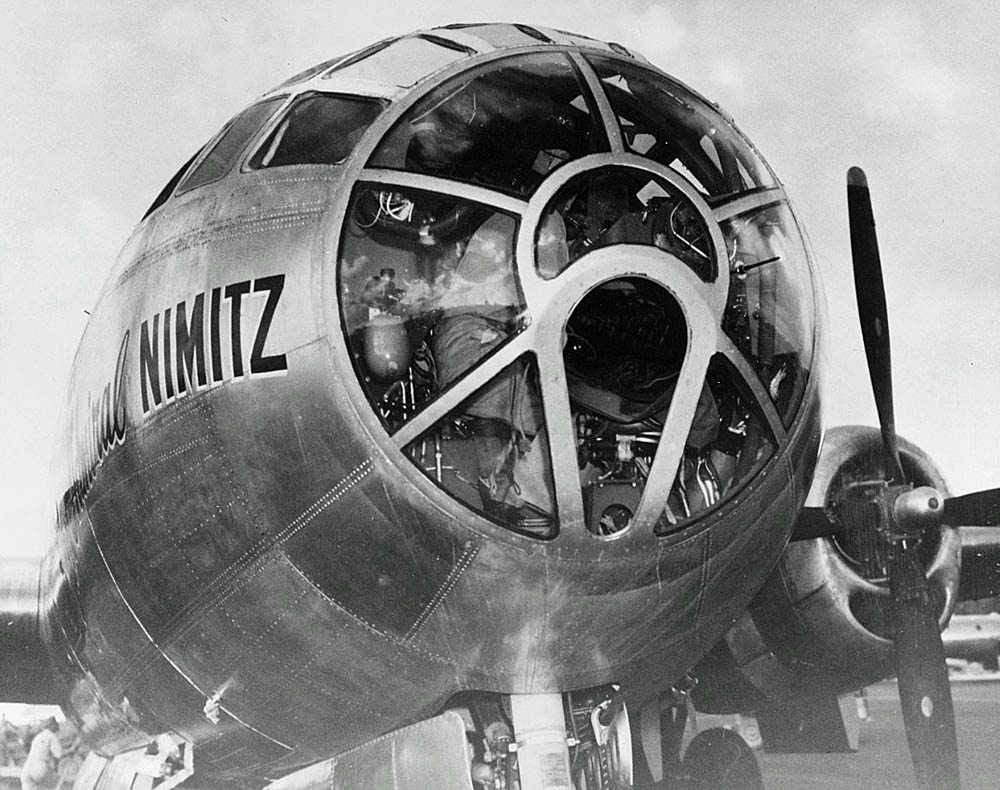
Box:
<box><xmin>889</xmin><ymin>541</ymin><xmax>961</xmax><ymax>790</ymax></box>
<box><xmin>943</xmin><ymin>487</ymin><xmax>1000</xmax><ymax>526</ymax></box>
<box><xmin>848</xmin><ymin>167</ymin><xmax>961</xmax><ymax>789</ymax></box>
<box><xmin>790</xmin><ymin>507</ymin><xmax>841</xmax><ymax>540</ymax></box>
<box><xmin>847</xmin><ymin>167</ymin><xmax>905</xmax><ymax>483</ymax></box>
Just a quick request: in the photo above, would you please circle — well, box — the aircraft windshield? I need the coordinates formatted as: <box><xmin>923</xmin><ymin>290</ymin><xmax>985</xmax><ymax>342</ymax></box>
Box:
<box><xmin>249</xmin><ymin>93</ymin><xmax>385</xmax><ymax>167</ymax></box>
<box><xmin>340</xmin><ymin>184</ymin><xmax>528</xmax><ymax>426</ymax></box>
<box><xmin>339</xmin><ymin>50</ymin><xmax>815</xmax><ymax>541</ymax></box>
<box><xmin>536</xmin><ymin>167</ymin><xmax>716</xmax><ymax>281</ymax></box>
<box><xmin>586</xmin><ymin>55</ymin><xmax>776</xmax><ymax>198</ymax></box>
<box><xmin>324</xmin><ymin>35</ymin><xmax>471</xmax><ymax>87</ymax></box>
<box><xmin>368</xmin><ymin>52</ymin><xmax>606</xmax><ymax>197</ymax></box>
<box><xmin>721</xmin><ymin>201</ymin><xmax>815</xmax><ymax>426</ymax></box>
<box><xmin>339</xmin><ymin>183</ymin><xmax>560</xmax><ymax>538</ymax></box>
<box><xmin>176</xmin><ymin>97</ymin><xmax>286</xmax><ymax>194</ymax></box>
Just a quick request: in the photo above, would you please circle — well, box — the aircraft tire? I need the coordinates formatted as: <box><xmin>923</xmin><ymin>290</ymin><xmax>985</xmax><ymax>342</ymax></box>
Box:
<box><xmin>682</xmin><ymin>727</ymin><xmax>762</xmax><ymax>790</ymax></box>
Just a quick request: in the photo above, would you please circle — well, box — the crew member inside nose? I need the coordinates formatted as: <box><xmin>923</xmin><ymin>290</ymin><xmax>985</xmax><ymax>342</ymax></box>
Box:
<box><xmin>430</xmin><ymin>214</ymin><xmax>552</xmax><ymax>530</ymax></box>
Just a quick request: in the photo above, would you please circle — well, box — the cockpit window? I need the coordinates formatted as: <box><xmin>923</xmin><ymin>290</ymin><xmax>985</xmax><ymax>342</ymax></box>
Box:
<box><xmin>176</xmin><ymin>97</ymin><xmax>285</xmax><ymax>194</ymax></box>
<box><xmin>270</xmin><ymin>54</ymin><xmax>350</xmax><ymax>90</ymax></box>
<box><xmin>142</xmin><ymin>149</ymin><xmax>202</xmax><ymax>219</ymax></box>
<box><xmin>368</xmin><ymin>52</ymin><xmax>607</xmax><ymax>197</ymax></box>
<box><xmin>721</xmin><ymin>201</ymin><xmax>815</xmax><ymax>426</ymax></box>
<box><xmin>536</xmin><ymin>167</ymin><xmax>716</xmax><ymax>281</ymax></box>
<box><xmin>586</xmin><ymin>55</ymin><xmax>776</xmax><ymax>199</ymax></box>
<box><xmin>404</xmin><ymin>354</ymin><xmax>557</xmax><ymax>539</ymax></box>
<box><xmin>335</xmin><ymin>49</ymin><xmax>816</xmax><ymax>541</ymax></box>
<box><xmin>340</xmin><ymin>182</ymin><xmax>562</xmax><ymax>537</ymax></box>
<box><xmin>324</xmin><ymin>35</ymin><xmax>470</xmax><ymax>88</ymax></box>
<box><xmin>339</xmin><ymin>183</ymin><xmax>528</xmax><ymax>431</ymax></box>
<box><xmin>248</xmin><ymin>93</ymin><xmax>385</xmax><ymax>168</ymax></box>
<box><xmin>658</xmin><ymin>354</ymin><xmax>776</xmax><ymax>532</ymax></box>
<box><xmin>440</xmin><ymin>23</ymin><xmax>555</xmax><ymax>48</ymax></box>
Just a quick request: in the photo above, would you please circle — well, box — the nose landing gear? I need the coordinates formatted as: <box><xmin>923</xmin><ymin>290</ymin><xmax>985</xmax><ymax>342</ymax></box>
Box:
<box><xmin>636</xmin><ymin>678</ymin><xmax>763</xmax><ymax>790</ymax></box>
<box><xmin>681</xmin><ymin>728</ymin><xmax>763</xmax><ymax>790</ymax></box>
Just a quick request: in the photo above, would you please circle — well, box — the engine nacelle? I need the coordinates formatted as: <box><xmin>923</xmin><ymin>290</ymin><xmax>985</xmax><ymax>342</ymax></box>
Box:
<box><xmin>693</xmin><ymin>425</ymin><xmax>961</xmax><ymax>710</ymax></box>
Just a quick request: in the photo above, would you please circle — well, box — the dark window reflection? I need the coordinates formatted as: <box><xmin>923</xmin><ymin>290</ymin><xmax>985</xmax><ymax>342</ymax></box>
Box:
<box><xmin>721</xmin><ymin>202</ymin><xmax>813</xmax><ymax>426</ymax></box>
<box><xmin>249</xmin><ymin>93</ymin><xmax>385</xmax><ymax>168</ymax></box>
<box><xmin>587</xmin><ymin>55</ymin><xmax>775</xmax><ymax>199</ymax></box>
<box><xmin>565</xmin><ymin>279</ymin><xmax>689</xmax><ymax>425</ymax></box>
<box><xmin>369</xmin><ymin>53</ymin><xmax>607</xmax><ymax>196</ymax></box>
<box><xmin>177</xmin><ymin>97</ymin><xmax>285</xmax><ymax>193</ymax></box>
<box><xmin>536</xmin><ymin>167</ymin><xmax>716</xmax><ymax>281</ymax></box>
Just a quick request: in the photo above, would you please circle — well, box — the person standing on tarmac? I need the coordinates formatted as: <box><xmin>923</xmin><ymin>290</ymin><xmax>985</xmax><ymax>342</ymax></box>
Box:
<box><xmin>20</xmin><ymin>717</ymin><xmax>62</xmax><ymax>790</ymax></box>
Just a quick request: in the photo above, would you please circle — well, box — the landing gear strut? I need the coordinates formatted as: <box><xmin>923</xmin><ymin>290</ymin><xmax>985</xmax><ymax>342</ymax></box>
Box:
<box><xmin>506</xmin><ymin>690</ymin><xmax>635</xmax><ymax>790</ymax></box>
<box><xmin>636</xmin><ymin>677</ymin><xmax>762</xmax><ymax>790</ymax></box>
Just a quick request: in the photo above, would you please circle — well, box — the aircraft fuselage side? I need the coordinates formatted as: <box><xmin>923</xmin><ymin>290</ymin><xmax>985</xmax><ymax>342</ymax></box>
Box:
<box><xmin>37</xmin><ymin>28</ymin><xmax>826</xmax><ymax>785</ymax></box>
<box><xmin>40</xmin><ymin>159</ymin><xmax>822</xmax><ymax>780</ymax></box>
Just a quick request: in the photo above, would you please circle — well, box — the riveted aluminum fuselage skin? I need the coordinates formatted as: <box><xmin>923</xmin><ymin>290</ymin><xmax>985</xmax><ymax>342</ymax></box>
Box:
<box><xmin>39</xmin><ymin>26</ymin><xmax>824</xmax><ymax>784</ymax></box>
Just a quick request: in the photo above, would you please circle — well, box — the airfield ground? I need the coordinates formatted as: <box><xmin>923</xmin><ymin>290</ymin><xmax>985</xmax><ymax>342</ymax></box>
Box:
<box><xmin>760</xmin><ymin>676</ymin><xmax>999</xmax><ymax>790</ymax></box>
<box><xmin>1</xmin><ymin>676</ymin><xmax>996</xmax><ymax>790</ymax></box>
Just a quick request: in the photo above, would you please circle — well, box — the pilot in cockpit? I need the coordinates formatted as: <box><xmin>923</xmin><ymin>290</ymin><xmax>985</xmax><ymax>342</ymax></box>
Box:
<box><xmin>428</xmin><ymin>213</ymin><xmax>552</xmax><ymax>528</ymax></box>
<box><xmin>389</xmin><ymin>118</ymin><xmax>567</xmax><ymax>531</ymax></box>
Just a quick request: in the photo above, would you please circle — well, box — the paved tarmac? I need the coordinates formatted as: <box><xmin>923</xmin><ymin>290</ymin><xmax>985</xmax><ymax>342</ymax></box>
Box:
<box><xmin>759</xmin><ymin>678</ymin><xmax>999</xmax><ymax>790</ymax></box>
<box><xmin>2</xmin><ymin>678</ymin><xmax>995</xmax><ymax>790</ymax></box>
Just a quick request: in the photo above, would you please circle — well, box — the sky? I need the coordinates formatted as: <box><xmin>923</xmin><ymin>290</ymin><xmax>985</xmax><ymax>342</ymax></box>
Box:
<box><xmin>1</xmin><ymin>1</ymin><xmax>998</xmax><ymax>556</ymax></box>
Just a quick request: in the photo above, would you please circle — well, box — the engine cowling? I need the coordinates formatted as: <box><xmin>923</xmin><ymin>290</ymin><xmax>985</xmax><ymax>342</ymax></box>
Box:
<box><xmin>693</xmin><ymin>425</ymin><xmax>961</xmax><ymax>710</ymax></box>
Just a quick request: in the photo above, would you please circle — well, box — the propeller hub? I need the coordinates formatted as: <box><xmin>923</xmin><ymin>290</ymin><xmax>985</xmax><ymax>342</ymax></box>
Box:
<box><xmin>891</xmin><ymin>486</ymin><xmax>944</xmax><ymax>538</ymax></box>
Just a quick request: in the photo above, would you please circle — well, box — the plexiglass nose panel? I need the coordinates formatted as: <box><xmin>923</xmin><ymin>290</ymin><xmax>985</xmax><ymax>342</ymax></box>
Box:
<box><xmin>404</xmin><ymin>354</ymin><xmax>558</xmax><ymax>539</ymax></box>
<box><xmin>340</xmin><ymin>184</ymin><xmax>527</xmax><ymax>432</ymax></box>
<box><xmin>535</xmin><ymin>167</ymin><xmax>716</xmax><ymax>281</ymax></box>
<box><xmin>720</xmin><ymin>201</ymin><xmax>815</xmax><ymax>427</ymax></box>
<box><xmin>369</xmin><ymin>52</ymin><xmax>607</xmax><ymax>197</ymax></box>
<box><xmin>333</xmin><ymin>50</ymin><xmax>817</xmax><ymax>542</ymax></box>
<box><xmin>585</xmin><ymin>54</ymin><xmax>776</xmax><ymax>198</ymax></box>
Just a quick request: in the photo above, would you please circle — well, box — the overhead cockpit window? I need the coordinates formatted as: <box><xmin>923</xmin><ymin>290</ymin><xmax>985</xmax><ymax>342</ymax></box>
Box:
<box><xmin>324</xmin><ymin>35</ymin><xmax>471</xmax><ymax>88</ymax></box>
<box><xmin>248</xmin><ymin>94</ymin><xmax>386</xmax><ymax>168</ymax></box>
<box><xmin>721</xmin><ymin>202</ymin><xmax>815</xmax><ymax>426</ymax></box>
<box><xmin>585</xmin><ymin>56</ymin><xmax>776</xmax><ymax>199</ymax></box>
<box><xmin>440</xmin><ymin>23</ymin><xmax>555</xmax><ymax>48</ymax></box>
<box><xmin>270</xmin><ymin>52</ymin><xmax>356</xmax><ymax>91</ymax></box>
<box><xmin>142</xmin><ymin>149</ymin><xmax>202</xmax><ymax>219</ymax></box>
<box><xmin>368</xmin><ymin>53</ymin><xmax>607</xmax><ymax>197</ymax></box>
<box><xmin>175</xmin><ymin>97</ymin><xmax>286</xmax><ymax>194</ymax></box>
<box><xmin>536</xmin><ymin>167</ymin><xmax>716</xmax><ymax>281</ymax></box>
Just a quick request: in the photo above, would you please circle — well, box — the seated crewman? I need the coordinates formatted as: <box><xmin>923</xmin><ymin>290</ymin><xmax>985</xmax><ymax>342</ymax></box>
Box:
<box><xmin>430</xmin><ymin>213</ymin><xmax>552</xmax><ymax>528</ymax></box>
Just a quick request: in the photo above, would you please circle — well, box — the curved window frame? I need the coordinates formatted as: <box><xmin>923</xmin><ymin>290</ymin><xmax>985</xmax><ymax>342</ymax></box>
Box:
<box><xmin>717</xmin><ymin>198</ymin><xmax>817</xmax><ymax>428</ymax></box>
<box><xmin>584</xmin><ymin>54</ymin><xmax>777</xmax><ymax>200</ymax></box>
<box><xmin>332</xmin><ymin>50</ymin><xmax>818</xmax><ymax>546</ymax></box>
<box><xmin>174</xmin><ymin>96</ymin><xmax>287</xmax><ymax>196</ymax></box>
<box><xmin>246</xmin><ymin>92</ymin><xmax>388</xmax><ymax>170</ymax></box>
<box><xmin>141</xmin><ymin>148</ymin><xmax>203</xmax><ymax>220</ymax></box>
<box><xmin>367</xmin><ymin>50</ymin><xmax>610</xmax><ymax>198</ymax></box>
